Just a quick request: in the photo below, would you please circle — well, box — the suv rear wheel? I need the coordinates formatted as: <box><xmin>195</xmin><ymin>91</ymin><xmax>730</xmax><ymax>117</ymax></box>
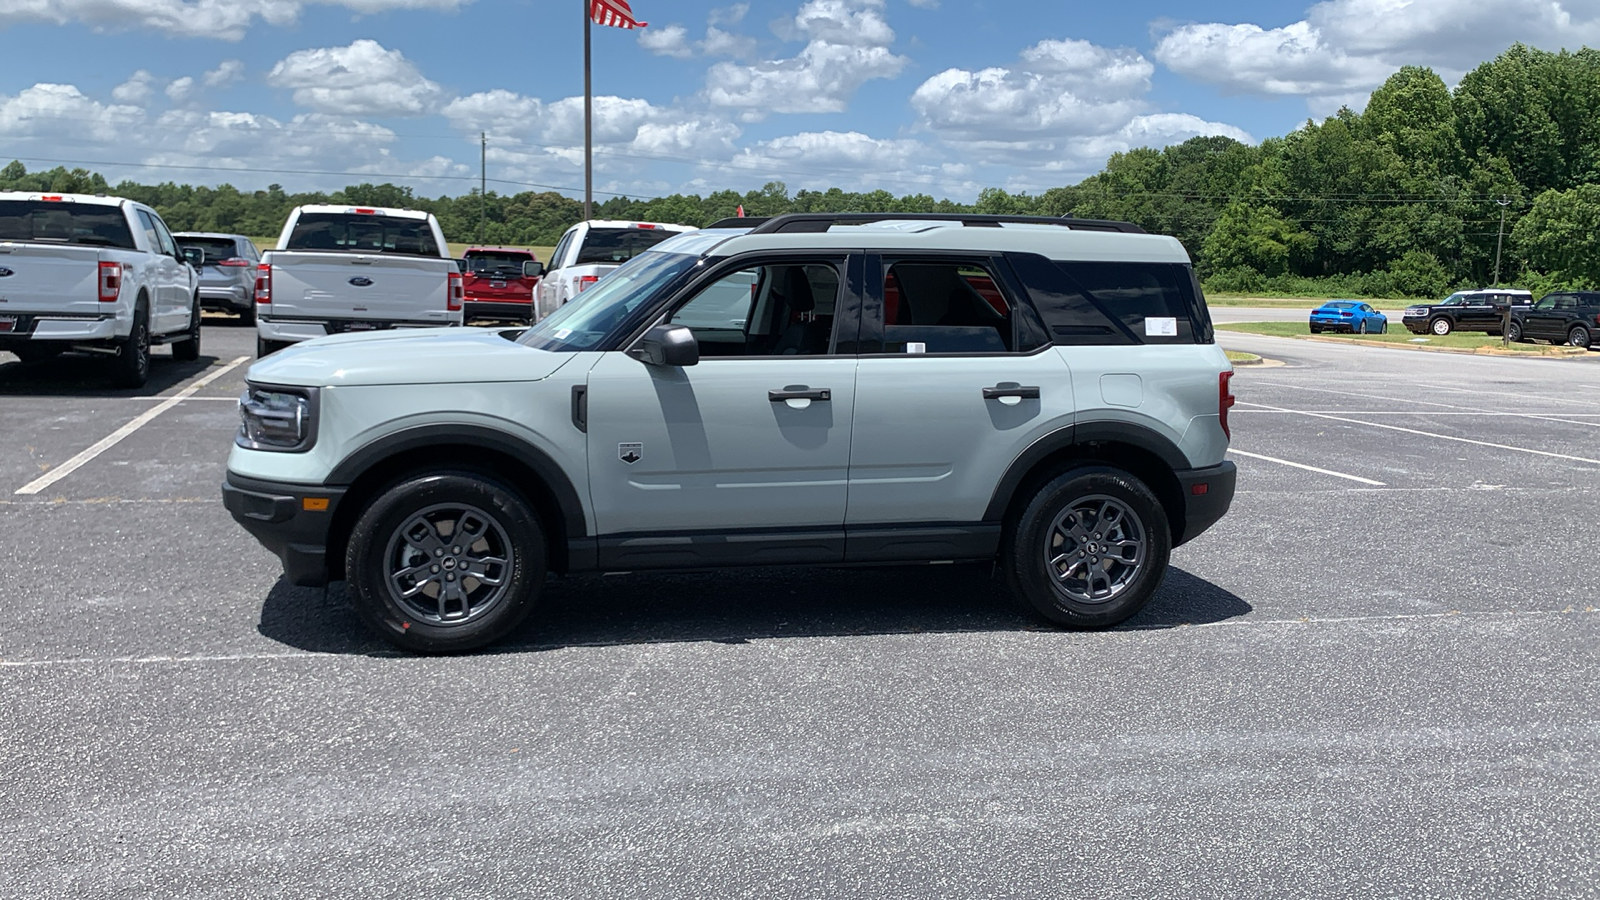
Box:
<box><xmin>1569</xmin><ymin>325</ymin><xmax>1592</xmax><ymax>349</ymax></box>
<box><xmin>346</xmin><ymin>470</ymin><xmax>546</xmax><ymax>652</ymax></box>
<box><xmin>1003</xmin><ymin>466</ymin><xmax>1171</xmax><ymax>629</ymax></box>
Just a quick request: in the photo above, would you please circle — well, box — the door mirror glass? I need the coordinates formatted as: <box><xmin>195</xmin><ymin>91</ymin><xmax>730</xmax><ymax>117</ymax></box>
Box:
<box><xmin>629</xmin><ymin>324</ymin><xmax>699</xmax><ymax>367</ymax></box>
<box><xmin>182</xmin><ymin>246</ymin><xmax>204</xmax><ymax>268</ymax></box>
<box><xmin>523</xmin><ymin>260</ymin><xmax>545</xmax><ymax>279</ymax></box>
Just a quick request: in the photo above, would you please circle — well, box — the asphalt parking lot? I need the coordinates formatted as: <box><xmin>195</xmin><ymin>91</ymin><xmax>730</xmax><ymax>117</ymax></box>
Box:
<box><xmin>3</xmin><ymin>320</ymin><xmax>1598</xmax><ymax>898</ymax></box>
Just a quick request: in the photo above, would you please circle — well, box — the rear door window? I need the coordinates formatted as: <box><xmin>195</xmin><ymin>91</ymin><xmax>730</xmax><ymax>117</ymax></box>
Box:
<box><xmin>863</xmin><ymin>259</ymin><xmax>1029</xmax><ymax>355</ymax></box>
<box><xmin>286</xmin><ymin>213</ymin><xmax>440</xmax><ymax>257</ymax></box>
<box><xmin>575</xmin><ymin>228</ymin><xmax>678</xmax><ymax>265</ymax></box>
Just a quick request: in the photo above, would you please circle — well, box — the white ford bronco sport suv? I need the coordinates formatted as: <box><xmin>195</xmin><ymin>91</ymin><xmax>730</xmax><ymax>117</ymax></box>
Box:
<box><xmin>224</xmin><ymin>213</ymin><xmax>1237</xmax><ymax>652</ymax></box>
<box><xmin>0</xmin><ymin>191</ymin><xmax>202</xmax><ymax>386</ymax></box>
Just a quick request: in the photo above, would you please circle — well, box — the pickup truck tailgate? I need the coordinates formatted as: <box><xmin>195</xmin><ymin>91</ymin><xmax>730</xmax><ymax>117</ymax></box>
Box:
<box><xmin>270</xmin><ymin>252</ymin><xmax>452</xmax><ymax>322</ymax></box>
<box><xmin>0</xmin><ymin>243</ymin><xmax>101</xmax><ymax>316</ymax></box>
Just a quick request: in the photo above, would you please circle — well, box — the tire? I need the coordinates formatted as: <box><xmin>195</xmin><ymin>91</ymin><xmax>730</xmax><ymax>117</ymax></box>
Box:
<box><xmin>172</xmin><ymin>293</ymin><xmax>201</xmax><ymax>361</ymax></box>
<box><xmin>345</xmin><ymin>470</ymin><xmax>546</xmax><ymax>653</ymax></box>
<box><xmin>1508</xmin><ymin>321</ymin><xmax>1524</xmax><ymax>343</ymax></box>
<box><xmin>239</xmin><ymin>304</ymin><xmax>256</xmax><ymax>328</ymax></box>
<box><xmin>1357</xmin><ymin>319</ymin><xmax>1368</xmax><ymax>335</ymax></box>
<box><xmin>256</xmin><ymin>337</ymin><xmax>287</xmax><ymax>357</ymax></box>
<box><xmin>1430</xmin><ymin>317</ymin><xmax>1453</xmax><ymax>336</ymax></box>
<box><xmin>12</xmin><ymin>344</ymin><xmax>63</xmax><ymax>364</ymax></box>
<box><xmin>112</xmin><ymin>300</ymin><xmax>152</xmax><ymax>388</ymax></box>
<box><xmin>1378</xmin><ymin>322</ymin><xmax>1387</xmax><ymax>334</ymax></box>
<box><xmin>1570</xmin><ymin>325</ymin><xmax>1592</xmax><ymax>350</ymax></box>
<box><xmin>1309</xmin><ymin>325</ymin><xmax>1322</xmax><ymax>334</ymax></box>
<box><xmin>1003</xmin><ymin>466</ymin><xmax>1171</xmax><ymax>629</ymax></box>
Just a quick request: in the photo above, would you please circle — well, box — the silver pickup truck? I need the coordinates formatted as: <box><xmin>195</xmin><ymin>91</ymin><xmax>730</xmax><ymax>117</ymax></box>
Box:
<box><xmin>255</xmin><ymin>204</ymin><xmax>461</xmax><ymax>356</ymax></box>
<box><xmin>0</xmin><ymin>191</ymin><xmax>201</xmax><ymax>387</ymax></box>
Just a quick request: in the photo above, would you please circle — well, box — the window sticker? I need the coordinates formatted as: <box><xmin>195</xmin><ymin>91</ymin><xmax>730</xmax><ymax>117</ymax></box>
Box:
<box><xmin>906</xmin><ymin>342</ymin><xmax>926</xmax><ymax>354</ymax></box>
<box><xmin>1145</xmin><ymin>317</ymin><xmax>1178</xmax><ymax>337</ymax></box>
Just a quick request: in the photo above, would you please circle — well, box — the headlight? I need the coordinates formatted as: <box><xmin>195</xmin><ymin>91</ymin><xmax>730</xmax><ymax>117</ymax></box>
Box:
<box><xmin>237</xmin><ymin>384</ymin><xmax>318</xmax><ymax>452</ymax></box>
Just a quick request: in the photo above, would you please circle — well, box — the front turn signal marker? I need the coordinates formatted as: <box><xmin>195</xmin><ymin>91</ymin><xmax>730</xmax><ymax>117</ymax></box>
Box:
<box><xmin>302</xmin><ymin>497</ymin><xmax>330</xmax><ymax>511</ymax></box>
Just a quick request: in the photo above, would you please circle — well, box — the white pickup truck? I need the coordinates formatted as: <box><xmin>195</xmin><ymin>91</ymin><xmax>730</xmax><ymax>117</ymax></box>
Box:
<box><xmin>534</xmin><ymin>219</ymin><xmax>693</xmax><ymax>321</ymax></box>
<box><xmin>0</xmin><ymin>191</ymin><xmax>201</xmax><ymax>387</ymax></box>
<box><xmin>255</xmin><ymin>204</ymin><xmax>462</xmax><ymax>356</ymax></box>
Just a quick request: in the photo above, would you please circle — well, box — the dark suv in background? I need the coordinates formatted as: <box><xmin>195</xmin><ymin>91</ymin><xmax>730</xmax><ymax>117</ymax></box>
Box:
<box><xmin>1402</xmin><ymin>289</ymin><xmax>1532</xmax><ymax>336</ymax></box>
<box><xmin>1510</xmin><ymin>292</ymin><xmax>1600</xmax><ymax>349</ymax></box>
<box><xmin>174</xmin><ymin>232</ymin><xmax>262</xmax><ymax>325</ymax></box>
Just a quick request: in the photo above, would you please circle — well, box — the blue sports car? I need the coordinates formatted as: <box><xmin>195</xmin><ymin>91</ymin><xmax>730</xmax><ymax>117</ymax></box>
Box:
<box><xmin>1309</xmin><ymin>301</ymin><xmax>1387</xmax><ymax>334</ymax></box>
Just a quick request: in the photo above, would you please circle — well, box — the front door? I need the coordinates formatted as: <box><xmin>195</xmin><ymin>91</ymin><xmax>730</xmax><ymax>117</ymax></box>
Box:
<box><xmin>845</xmin><ymin>254</ymin><xmax>1073</xmax><ymax>529</ymax></box>
<box><xmin>584</xmin><ymin>254</ymin><xmax>860</xmax><ymax>567</ymax></box>
<box><xmin>136</xmin><ymin>210</ymin><xmax>184</xmax><ymax>331</ymax></box>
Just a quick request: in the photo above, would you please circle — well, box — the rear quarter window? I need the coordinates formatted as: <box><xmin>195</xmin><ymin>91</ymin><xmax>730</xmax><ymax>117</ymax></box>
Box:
<box><xmin>1006</xmin><ymin>254</ymin><xmax>1210</xmax><ymax>345</ymax></box>
<box><xmin>286</xmin><ymin>213</ymin><xmax>440</xmax><ymax>257</ymax></box>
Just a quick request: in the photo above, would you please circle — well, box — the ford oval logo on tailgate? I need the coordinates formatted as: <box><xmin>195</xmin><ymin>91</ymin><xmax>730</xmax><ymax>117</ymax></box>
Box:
<box><xmin>0</xmin><ymin>267</ymin><xmax>13</xmax><ymax>277</ymax></box>
<box><xmin>348</xmin><ymin>276</ymin><xmax>373</xmax><ymax>287</ymax></box>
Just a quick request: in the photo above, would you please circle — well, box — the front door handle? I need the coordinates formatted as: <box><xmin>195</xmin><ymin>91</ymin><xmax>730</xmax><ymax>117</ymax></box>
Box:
<box><xmin>983</xmin><ymin>385</ymin><xmax>1040</xmax><ymax>400</ymax></box>
<box><xmin>769</xmin><ymin>387</ymin><xmax>831</xmax><ymax>402</ymax></box>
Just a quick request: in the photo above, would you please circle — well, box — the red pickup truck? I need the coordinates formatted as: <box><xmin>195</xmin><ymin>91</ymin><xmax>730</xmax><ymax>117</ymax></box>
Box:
<box><xmin>460</xmin><ymin>246</ymin><xmax>544</xmax><ymax>323</ymax></box>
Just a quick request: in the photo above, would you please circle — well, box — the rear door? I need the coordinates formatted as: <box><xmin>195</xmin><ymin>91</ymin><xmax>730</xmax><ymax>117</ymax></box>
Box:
<box><xmin>135</xmin><ymin>209</ymin><xmax>186</xmax><ymax>333</ymax></box>
<box><xmin>1524</xmin><ymin>295</ymin><xmax>1564</xmax><ymax>339</ymax></box>
<box><xmin>845</xmin><ymin>253</ymin><xmax>1071</xmax><ymax>535</ymax></box>
<box><xmin>1460</xmin><ymin>292</ymin><xmax>1498</xmax><ymax>330</ymax></box>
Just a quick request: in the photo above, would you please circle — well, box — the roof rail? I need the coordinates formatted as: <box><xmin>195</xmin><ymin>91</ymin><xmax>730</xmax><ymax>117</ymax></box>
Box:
<box><xmin>704</xmin><ymin>216</ymin><xmax>771</xmax><ymax>229</ymax></box>
<box><xmin>743</xmin><ymin>212</ymin><xmax>1146</xmax><ymax>235</ymax></box>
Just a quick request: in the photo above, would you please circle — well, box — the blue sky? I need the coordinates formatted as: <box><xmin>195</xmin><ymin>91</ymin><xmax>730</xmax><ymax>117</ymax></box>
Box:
<box><xmin>1</xmin><ymin>0</ymin><xmax>1596</xmax><ymax>202</ymax></box>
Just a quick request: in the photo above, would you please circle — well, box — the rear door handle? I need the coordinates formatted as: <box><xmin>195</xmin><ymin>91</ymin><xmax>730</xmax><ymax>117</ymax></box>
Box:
<box><xmin>983</xmin><ymin>385</ymin><xmax>1040</xmax><ymax>400</ymax></box>
<box><xmin>769</xmin><ymin>388</ymin><xmax>831</xmax><ymax>402</ymax></box>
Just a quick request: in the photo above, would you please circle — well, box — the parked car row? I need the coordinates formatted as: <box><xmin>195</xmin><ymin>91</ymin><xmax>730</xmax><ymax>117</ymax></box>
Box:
<box><xmin>1306</xmin><ymin>287</ymin><xmax>1596</xmax><ymax>350</ymax></box>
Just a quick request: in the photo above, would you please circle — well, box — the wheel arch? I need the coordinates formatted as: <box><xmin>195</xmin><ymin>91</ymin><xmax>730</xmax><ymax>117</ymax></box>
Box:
<box><xmin>984</xmin><ymin>422</ymin><xmax>1188</xmax><ymax>544</ymax></box>
<box><xmin>323</xmin><ymin>424</ymin><xmax>587</xmax><ymax>580</ymax></box>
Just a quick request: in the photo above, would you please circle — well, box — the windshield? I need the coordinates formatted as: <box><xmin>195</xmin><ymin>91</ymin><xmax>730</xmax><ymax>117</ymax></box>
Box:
<box><xmin>286</xmin><ymin>212</ymin><xmax>440</xmax><ymax>257</ymax></box>
<box><xmin>177</xmin><ymin>237</ymin><xmax>239</xmax><ymax>263</ymax></box>
<box><xmin>518</xmin><ymin>250</ymin><xmax>700</xmax><ymax>352</ymax></box>
<box><xmin>575</xmin><ymin>228</ymin><xmax>680</xmax><ymax>265</ymax></box>
<box><xmin>466</xmin><ymin>251</ymin><xmax>531</xmax><ymax>276</ymax></box>
<box><xmin>0</xmin><ymin>200</ymin><xmax>136</xmax><ymax>249</ymax></box>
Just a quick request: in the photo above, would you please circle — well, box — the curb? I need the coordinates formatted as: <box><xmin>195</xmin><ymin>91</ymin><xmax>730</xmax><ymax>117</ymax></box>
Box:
<box><xmin>1219</xmin><ymin>330</ymin><xmax>1593</xmax><ymax>359</ymax></box>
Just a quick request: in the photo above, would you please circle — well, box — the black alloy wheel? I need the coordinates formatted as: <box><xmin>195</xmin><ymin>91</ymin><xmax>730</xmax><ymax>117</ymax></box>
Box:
<box><xmin>1570</xmin><ymin>325</ymin><xmax>1592</xmax><ymax>350</ymax></box>
<box><xmin>1004</xmin><ymin>466</ymin><xmax>1171</xmax><ymax>629</ymax></box>
<box><xmin>173</xmin><ymin>293</ymin><xmax>202</xmax><ymax>361</ymax></box>
<box><xmin>112</xmin><ymin>301</ymin><xmax>152</xmax><ymax>388</ymax></box>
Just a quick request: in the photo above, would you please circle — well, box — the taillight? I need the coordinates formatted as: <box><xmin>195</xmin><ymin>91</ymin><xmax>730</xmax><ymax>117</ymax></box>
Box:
<box><xmin>447</xmin><ymin>271</ymin><xmax>463</xmax><ymax>311</ymax></box>
<box><xmin>1219</xmin><ymin>370</ymin><xmax>1236</xmax><ymax>439</ymax></box>
<box><xmin>576</xmin><ymin>275</ymin><xmax>599</xmax><ymax>294</ymax></box>
<box><xmin>254</xmin><ymin>263</ymin><xmax>272</xmax><ymax>305</ymax></box>
<box><xmin>218</xmin><ymin>257</ymin><xmax>251</xmax><ymax>267</ymax></box>
<box><xmin>97</xmin><ymin>261</ymin><xmax>122</xmax><ymax>302</ymax></box>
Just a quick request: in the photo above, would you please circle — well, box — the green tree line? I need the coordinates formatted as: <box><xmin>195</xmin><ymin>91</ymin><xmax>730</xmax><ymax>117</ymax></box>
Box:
<box><xmin>4</xmin><ymin>43</ymin><xmax>1597</xmax><ymax>298</ymax></box>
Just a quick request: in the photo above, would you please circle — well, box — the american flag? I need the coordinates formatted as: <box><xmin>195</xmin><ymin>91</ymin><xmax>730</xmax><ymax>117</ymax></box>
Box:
<box><xmin>591</xmin><ymin>0</ymin><xmax>647</xmax><ymax>28</ymax></box>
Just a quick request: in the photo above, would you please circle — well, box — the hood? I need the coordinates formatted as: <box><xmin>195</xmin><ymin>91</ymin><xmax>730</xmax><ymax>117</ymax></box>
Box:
<box><xmin>248</xmin><ymin>327</ymin><xmax>576</xmax><ymax>387</ymax></box>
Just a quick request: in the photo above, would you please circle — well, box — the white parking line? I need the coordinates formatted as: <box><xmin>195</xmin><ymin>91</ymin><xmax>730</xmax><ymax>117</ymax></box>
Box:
<box><xmin>1227</xmin><ymin>448</ymin><xmax>1387</xmax><ymax>486</ymax></box>
<box><xmin>14</xmin><ymin>356</ymin><xmax>249</xmax><ymax>496</ymax></box>
<box><xmin>1240</xmin><ymin>401</ymin><xmax>1600</xmax><ymax>466</ymax></box>
<box><xmin>1245</xmin><ymin>381</ymin><xmax>1600</xmax><ymax>427</ymax></box>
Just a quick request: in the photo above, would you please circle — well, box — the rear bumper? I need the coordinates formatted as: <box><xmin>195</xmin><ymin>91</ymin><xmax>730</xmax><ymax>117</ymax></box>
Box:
<box><xmin>222</xmin><ymin>473</ymin><xmax>346</xmax><ymax>587</ymax></box>
<box><xmin>0</xmin><ymin>314</ymin><xmax>122</xmax><ymax>343</ymax></box>
<box><xmin>200</xmin><ymin>286</ymin><xmax>252</xmax><ymax>312</ymax></box>
<box><xmin>1175</xmin><ymin>461</ymin><xmax>1236</xmax><ymax>547</ymax></box>
<box><xmin>463</xmin><ymin>300</ymin><xmax>534</xmax><ymax>322</ymax></box>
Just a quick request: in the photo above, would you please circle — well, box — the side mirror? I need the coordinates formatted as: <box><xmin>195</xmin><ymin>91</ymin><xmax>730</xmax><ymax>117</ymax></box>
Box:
<box><xmin>181</xmin><ymin>247</ymin><xmax>204</xmax><ymax>268</ymax></box>
<box><xmin>523</xmin><ymin>260</ymin><xmax>545</xmax><ymax>279</ymax></box>
<box><xmin>629</xmin><ymin>324</ymin><xmax>699</xmax><ymax>367</ymax></box>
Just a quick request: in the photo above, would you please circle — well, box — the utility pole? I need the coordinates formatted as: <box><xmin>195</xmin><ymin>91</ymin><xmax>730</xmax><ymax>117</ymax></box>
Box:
<box><xmin>478</xmin><ymin>132</ymin><xmax>486</xmax><ymax>245</ymax></box>
<box><xmin>1492</xmin><ymin>196</ymin><xmax>1510</xmax><ymax>286</ymax></box>
<box><xmin>583</xmin><ymin>0</ymin><xmax>593</xmax><ymax>221</ymax></box>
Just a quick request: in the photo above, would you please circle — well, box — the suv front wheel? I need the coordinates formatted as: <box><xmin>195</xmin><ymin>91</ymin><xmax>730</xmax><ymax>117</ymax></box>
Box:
<box><xmin>1004</xmin><ymin>466</ymin><xmax>1171</xmax><ymax>629</ymax></box>
<box><xmin>346</xmin><ymin>469</ymin><xmax>546</xmax><ymax>652</ymax></box>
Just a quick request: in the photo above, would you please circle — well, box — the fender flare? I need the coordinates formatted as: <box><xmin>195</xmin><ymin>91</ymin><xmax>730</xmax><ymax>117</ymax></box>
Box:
<box><xmin>982</xmin><ymin>420</ymin><xmax>1189</xmax><ymax>522</ymax></box>
<box><xmin>325</xmin><ymin>422</ymin><xmax>587</xmax><ymax>539</ymax></box>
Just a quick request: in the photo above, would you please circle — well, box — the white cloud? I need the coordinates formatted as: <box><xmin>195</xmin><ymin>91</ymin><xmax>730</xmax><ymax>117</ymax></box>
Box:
<box><xmin>0</xmin><ymin>0</ymin><xmax>466</xmax><ymax>41</ymax></box>
<box><xmin>267</xmin><ymin>40</ymin><xmax>447</xmax><ymax>116</ymax></box>
<box><xmin>112</xmin><ymin>70</ymin><xmax>159</xmax><ymax>104</ymax></box>
<box><xmin>708</xmin><ymin>3</ymin><xmax>749</xmax><ymax>26</ymax></box>
<box><xmin>704</xmin><ymin>0</ymin><xmax>907</xmax><ymax>118</ymax></box>
<box><xmin>0</xmin><ymin>84</ymin><xmax>145</xmax><ymax>143</ymax></box>
<box><xmin>638</xmin><ymin>15</ymin><xmax>757</xmax><ymax>59</ymax></box>
<box><xmin>203</xmin><ymin>60</ymin><xmax>246</xmax><ymax>88</ymax></box>
<box><xmin>639</xmin><ymin>24</ymin><xmax>694</xmax><ymax>58</ymax></box>
<box><xmin>166</xmin><ymin>77</ymin><xmax>197</xmax><ymax>104</ymax></box>
<box><xmin>1155</xmin><ymin>0</ymin><xmax>1600</xmax><ymax>110</ymax></box>
<box><xmin>906</xmin><ymin>0</ymin><xmax>938</xmax><ymax>7</ymax></box>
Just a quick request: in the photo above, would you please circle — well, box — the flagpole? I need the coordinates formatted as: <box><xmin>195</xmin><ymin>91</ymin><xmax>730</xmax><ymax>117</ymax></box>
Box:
<box><xmin>583</xmin><ymin>0</ymin><xmax>593</xmax><ymax>221</ymax></box>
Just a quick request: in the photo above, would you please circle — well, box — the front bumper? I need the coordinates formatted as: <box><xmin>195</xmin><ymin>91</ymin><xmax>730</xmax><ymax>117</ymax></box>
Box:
<box><xmin>1175</xmin><ymin>461</ymin><xmax>1236</xmax><ymax>546</ymax></box>
<box><xmin>223</xmin><ymin>473</ymin><xmax>346</xmax><ymax>586</ymax></box>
